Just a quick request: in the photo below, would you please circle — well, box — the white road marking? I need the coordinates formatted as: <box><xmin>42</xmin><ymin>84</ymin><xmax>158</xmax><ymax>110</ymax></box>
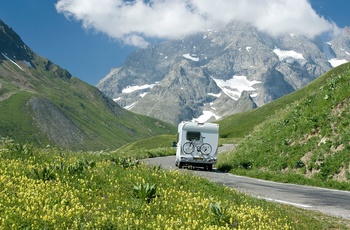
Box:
<box><xmin>262</xmin><ymin>197</ymin><xmax>312</xmax><ymax>208</ymax></box>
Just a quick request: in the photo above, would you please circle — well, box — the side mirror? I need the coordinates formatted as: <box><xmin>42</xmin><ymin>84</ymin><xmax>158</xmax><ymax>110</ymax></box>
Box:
<box><xmin>172</xmin><ymin>141</ymin><xmax>177</xmax><ymax>147</ymax></box>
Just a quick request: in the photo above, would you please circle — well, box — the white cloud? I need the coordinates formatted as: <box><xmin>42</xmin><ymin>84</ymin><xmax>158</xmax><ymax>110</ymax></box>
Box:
<box><xmin>55</xmin><ymin>0</ymin><xmax>337</xmax><ymax>48</ymax></box>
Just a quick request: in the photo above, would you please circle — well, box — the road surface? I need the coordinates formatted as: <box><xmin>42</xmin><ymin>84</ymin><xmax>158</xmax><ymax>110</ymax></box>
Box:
<box><xmin>142</xmin><ymin>144</ymin><xmax>350</xmax><ymax>221</ymax></box>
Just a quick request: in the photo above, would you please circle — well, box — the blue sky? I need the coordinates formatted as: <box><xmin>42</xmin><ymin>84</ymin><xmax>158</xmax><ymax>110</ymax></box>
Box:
<box><xmin>0</xmin><ymin>0</ymin><xmax>349</xmax><ymax>86</ymax></box>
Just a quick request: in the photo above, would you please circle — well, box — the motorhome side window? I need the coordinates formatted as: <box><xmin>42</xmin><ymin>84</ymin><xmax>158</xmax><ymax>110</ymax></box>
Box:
<box><xmin>186</xmin><ymin>131</ymin><xmax>201</xmax><ymax>141</ymax></box>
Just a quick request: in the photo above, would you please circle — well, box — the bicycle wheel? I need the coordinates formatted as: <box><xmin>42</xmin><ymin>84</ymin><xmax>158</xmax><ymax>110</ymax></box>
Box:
<box><xmin>200</xmin><ymin>143</ymin><xmax>212</xmax><ymax>155</ymax></box>
<box><xmin>183</xmin><ymin>142</ymin><xmax>195</xmax><ymax>154</ymax></box>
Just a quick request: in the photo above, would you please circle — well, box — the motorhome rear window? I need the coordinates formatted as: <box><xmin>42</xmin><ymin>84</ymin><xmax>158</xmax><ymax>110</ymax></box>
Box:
<box><xmin>186</xmin><ymin>131</ymin><xmax>200</xmax><ymax>141</ymax></box>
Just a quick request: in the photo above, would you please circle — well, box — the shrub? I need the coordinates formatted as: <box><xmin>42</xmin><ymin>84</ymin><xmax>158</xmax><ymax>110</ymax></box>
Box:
<box><xmin>133</xmin><ymin>183</ymin><xmax>157</xmax><ymax>203</ymax></box>
<box><xmin>210</xmin><ymin>202</ymin><xmax>237</xmax><ymax>227</ymax></box>
<box><xmin>32</xmin><ymin>166</ymin><xmax>56</xmax><ymax>181</ymax></box>
<box><xmin>68</xmin><ymin>159</ymin><xmax>96</xmax><ymax>175</ymax></box>
<box><xmin>294</xmin><ymin>160</ymin><xmax>305</xmax><ymax>169</ymax></box>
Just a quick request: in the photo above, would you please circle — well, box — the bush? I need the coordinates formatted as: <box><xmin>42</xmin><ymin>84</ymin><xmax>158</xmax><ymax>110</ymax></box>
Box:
<box><xmin>133</xmin><ymin>183</ymin><xmax>157</xmax><ymax>203</ymax></box>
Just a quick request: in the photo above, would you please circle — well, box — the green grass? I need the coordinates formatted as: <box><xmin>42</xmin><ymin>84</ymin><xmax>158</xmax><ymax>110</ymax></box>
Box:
<box><xmin>117</xmin><ymin>134</ymin><xmax>177</xmax><ymax>151</ymax></box>
<box><xmin>114</xmin><ymin>135</ymin><xmax>177</xmax><ymax>159</ymax></box>
<box><xmin>0</xmin><ymin>76</ymin><xmax>18</xmax><ymax>96</ymax></box>
<box><xmin>216</xmin><ymin>63</ymin><xmax>350</xmax><ymax>191</ymax></box>
<box><xmin>218</xmin><ymin>63</ymin><xmax>350</xmax><ymax>141</ymax></box>
<box><xmin>0</xmin><ymin>57</ymin><xmax>176</xmax><ymax>151</ymax></box>
<box><xmin>0</xmin><ymin>91</ymin><xmax>51</xmax><ymax>145</ymax></box>
<box><xmin>0</xmin><ymin>139</ymin><xmax>348</xmax><ymax>229</ymax></box>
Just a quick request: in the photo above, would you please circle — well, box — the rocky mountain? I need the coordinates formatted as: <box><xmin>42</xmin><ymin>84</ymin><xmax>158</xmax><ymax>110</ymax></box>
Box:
<box><xmin>97</xmin><ymin>21</ymin><xmax>350</xmax><ymax>125</ymax></box>
<box><xmin>0</xmin><ymin>19</ymin><xmax>175</xmax><ymax>150</ymax></box>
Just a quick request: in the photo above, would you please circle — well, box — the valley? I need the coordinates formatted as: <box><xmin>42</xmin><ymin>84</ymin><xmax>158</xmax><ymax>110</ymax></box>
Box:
<box><xmin>1</xmin><ymin>11</ymin><xmax>350</xmax><ymax>228</ymax></box>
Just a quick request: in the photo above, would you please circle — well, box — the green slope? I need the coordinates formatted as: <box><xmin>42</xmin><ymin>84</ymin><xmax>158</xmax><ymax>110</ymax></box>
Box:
<box><xmin>0</xmin><ymin>19</ymin><xmax>176</xmax><ymax>150</ymax></box>
<box><xmin>217</xmin><ymin>62</ymin><xmax>350</xmax><ymax>190</ymax></box>
<box><xmin>217</xmin><ymin>64</ymin><xmax>350</xmax><ymax>139</ymax></box>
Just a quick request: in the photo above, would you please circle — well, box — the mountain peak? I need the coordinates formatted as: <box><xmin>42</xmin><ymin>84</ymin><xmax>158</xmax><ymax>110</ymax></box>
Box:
<box><xmin>0</xmin><ymin>19</ymin><xmax>31</xmax><ymax>64</ymax></box>
<box><xmin>97</xmin><ymin>21</ymin><xmax>349</xmax><ymax>125</ymax></box>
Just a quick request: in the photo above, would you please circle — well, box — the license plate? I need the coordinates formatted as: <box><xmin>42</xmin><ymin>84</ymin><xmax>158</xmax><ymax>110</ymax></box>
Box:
<box><xmin>194</xmin><ymin>158</ymin><xmax>203</xmax><ymax>161</ymax></box>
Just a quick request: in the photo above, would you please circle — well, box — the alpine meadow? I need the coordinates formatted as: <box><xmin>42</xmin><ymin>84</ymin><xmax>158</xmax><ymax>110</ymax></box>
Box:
<box><xmin>1</xmin><ymin>4</ymin><xmax>350</xmax><ymax>229</ymax></box>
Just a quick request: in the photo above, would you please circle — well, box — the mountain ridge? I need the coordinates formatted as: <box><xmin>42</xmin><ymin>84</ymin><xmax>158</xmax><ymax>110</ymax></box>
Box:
<box><xmin>0</xmin><ymin>19</ymin><xmax>176</xmax><ymax>150</ymax></box>
<box><xmin>97</xmin><ymin>21</ymin><xmax>350</xmax><ymax>125</ymax></box>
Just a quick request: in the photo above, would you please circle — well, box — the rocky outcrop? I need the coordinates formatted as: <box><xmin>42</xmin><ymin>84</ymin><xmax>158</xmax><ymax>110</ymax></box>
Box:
<box><xmin>97</xmin><ymin>22</ymin><xmax>350</xmax><ymax>125</ymax></box>
<box><xmin>27</xmin><ymin>96</ymin><xmax>84</xmax><ymax>147</ymax></box>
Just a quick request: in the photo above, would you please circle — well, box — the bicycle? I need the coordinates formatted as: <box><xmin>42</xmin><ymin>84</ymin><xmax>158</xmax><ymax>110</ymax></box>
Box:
<box><xmin>182</xmin><ymin>137</ymin><xmax>212</xmax><ymax>155</ymax></box>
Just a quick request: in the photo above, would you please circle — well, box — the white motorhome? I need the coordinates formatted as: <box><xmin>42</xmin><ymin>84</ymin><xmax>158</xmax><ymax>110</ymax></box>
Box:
<box><xmin>175</xmin><ymin>121</ymin><xmax>219</xmax><ymax>171</ymax></box>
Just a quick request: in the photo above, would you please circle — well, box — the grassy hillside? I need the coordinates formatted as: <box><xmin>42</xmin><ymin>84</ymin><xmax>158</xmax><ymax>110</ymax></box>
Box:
<box><xmin>0</xmin><ymin>20</ymin><xmax>176</xmax><ymax>150</ymax></box>
<box><xmin>217</xmin><ymin>63</ymin><xmax>350</xmax><ymax>190</ymax></box>
<box><xmin>0</xmin><ymin>139</ymin><xmax>348</xmax><ymax>229</ymax></box>
<box><xmin>0</xmin><ymin>58</ymin><xmax>176</xmax><ymax>150</ymax></box>
<box><xmin>114</xmin><ymin>134</ymin><xmax>177</xmax><ymax>158</ymax></box>
<box><xmin>117</xmin><ymin>134</ymin><xmax>177</xmax><ymax>151</ymax></box>
<box><xmin>217</xmin><ymin>64</ymin><xmax>346</xmax><ymax>140</ymax></box>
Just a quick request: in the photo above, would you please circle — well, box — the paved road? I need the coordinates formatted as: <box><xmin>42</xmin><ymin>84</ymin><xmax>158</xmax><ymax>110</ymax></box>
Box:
<box><xmin>142</xmin><ymin>145</ymin><xmax>350</xmax><ymax>221</ymax></box>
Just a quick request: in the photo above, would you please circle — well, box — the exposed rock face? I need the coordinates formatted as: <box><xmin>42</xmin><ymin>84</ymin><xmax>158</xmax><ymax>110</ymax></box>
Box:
<box><xmin>330</xmin><ymin>27</ymin><xmax>350</xmax><ymax>60</ymax></box>
<box><xmin>27</xmin><ymin>96</ymin><xmax>85</xmax><ymax>147</ymax></box>
<box><xmin>97</xmin><ymin>22</ymin><xmax>350</xmax><ymax>125</ymax></box>
<box><xmin>130</xmin><ymin>59</ymin><xmax>221</xmax><ymax>125</ymax></box>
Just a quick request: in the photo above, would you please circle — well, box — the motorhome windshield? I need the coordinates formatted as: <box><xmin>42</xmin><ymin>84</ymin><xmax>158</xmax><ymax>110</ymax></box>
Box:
<box><xmin>186</xmin><ymin>131</ymin><xmax>200</xmax><ymax>141</ymax></box>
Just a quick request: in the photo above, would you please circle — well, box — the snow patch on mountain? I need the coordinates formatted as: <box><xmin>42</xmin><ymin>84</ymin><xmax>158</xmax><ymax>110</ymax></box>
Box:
<box><xmin>122</xmin><ymin>83</ymin><xmax>158</xmax><ymax>93</ymax></box>
<box><xmin>273</xmin><ymin>48</ymin><xmax>305</xmax><ymax>61</ymax></box>
<box><xmin>124</xmin><ymin>102</ymin><xmax>137</xmax><ymax>110</ymax></box>
<box><xmin>192</xmin><ymin>110</ymin><xmax>221</xmax><ymax>123</ymax></box>
<box><xmin>183</xmin><ymin>53</ymin><xmax>199</xmax><ymax>61</ymax></box>
<box><xmin>328</xmin><ymin>58</ymin><xmax>349</xmax><ymax>67</ymax></box>
<box><xmin>211</xmin><ymin>76</ymin><xmax>261</xmax><ymax>100</ymax></box>
<box><xmin>341</xmin><ymin>48</ymin><xmax>350</xmax><ymax>56</ymax></box>
<box><xmin>140</xmin><ymin>92</ymin><xmax>147</xmax><ymax>98</ymax></box>
<box><xmin>1</xmin><ymin>53</ymin><xmax>24</xmax><ymax>71</ymax></box>
<box><xmin>207</xmin><ymin>92</ymin><xmax>221</xmax><ymax>98</ymax></box>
